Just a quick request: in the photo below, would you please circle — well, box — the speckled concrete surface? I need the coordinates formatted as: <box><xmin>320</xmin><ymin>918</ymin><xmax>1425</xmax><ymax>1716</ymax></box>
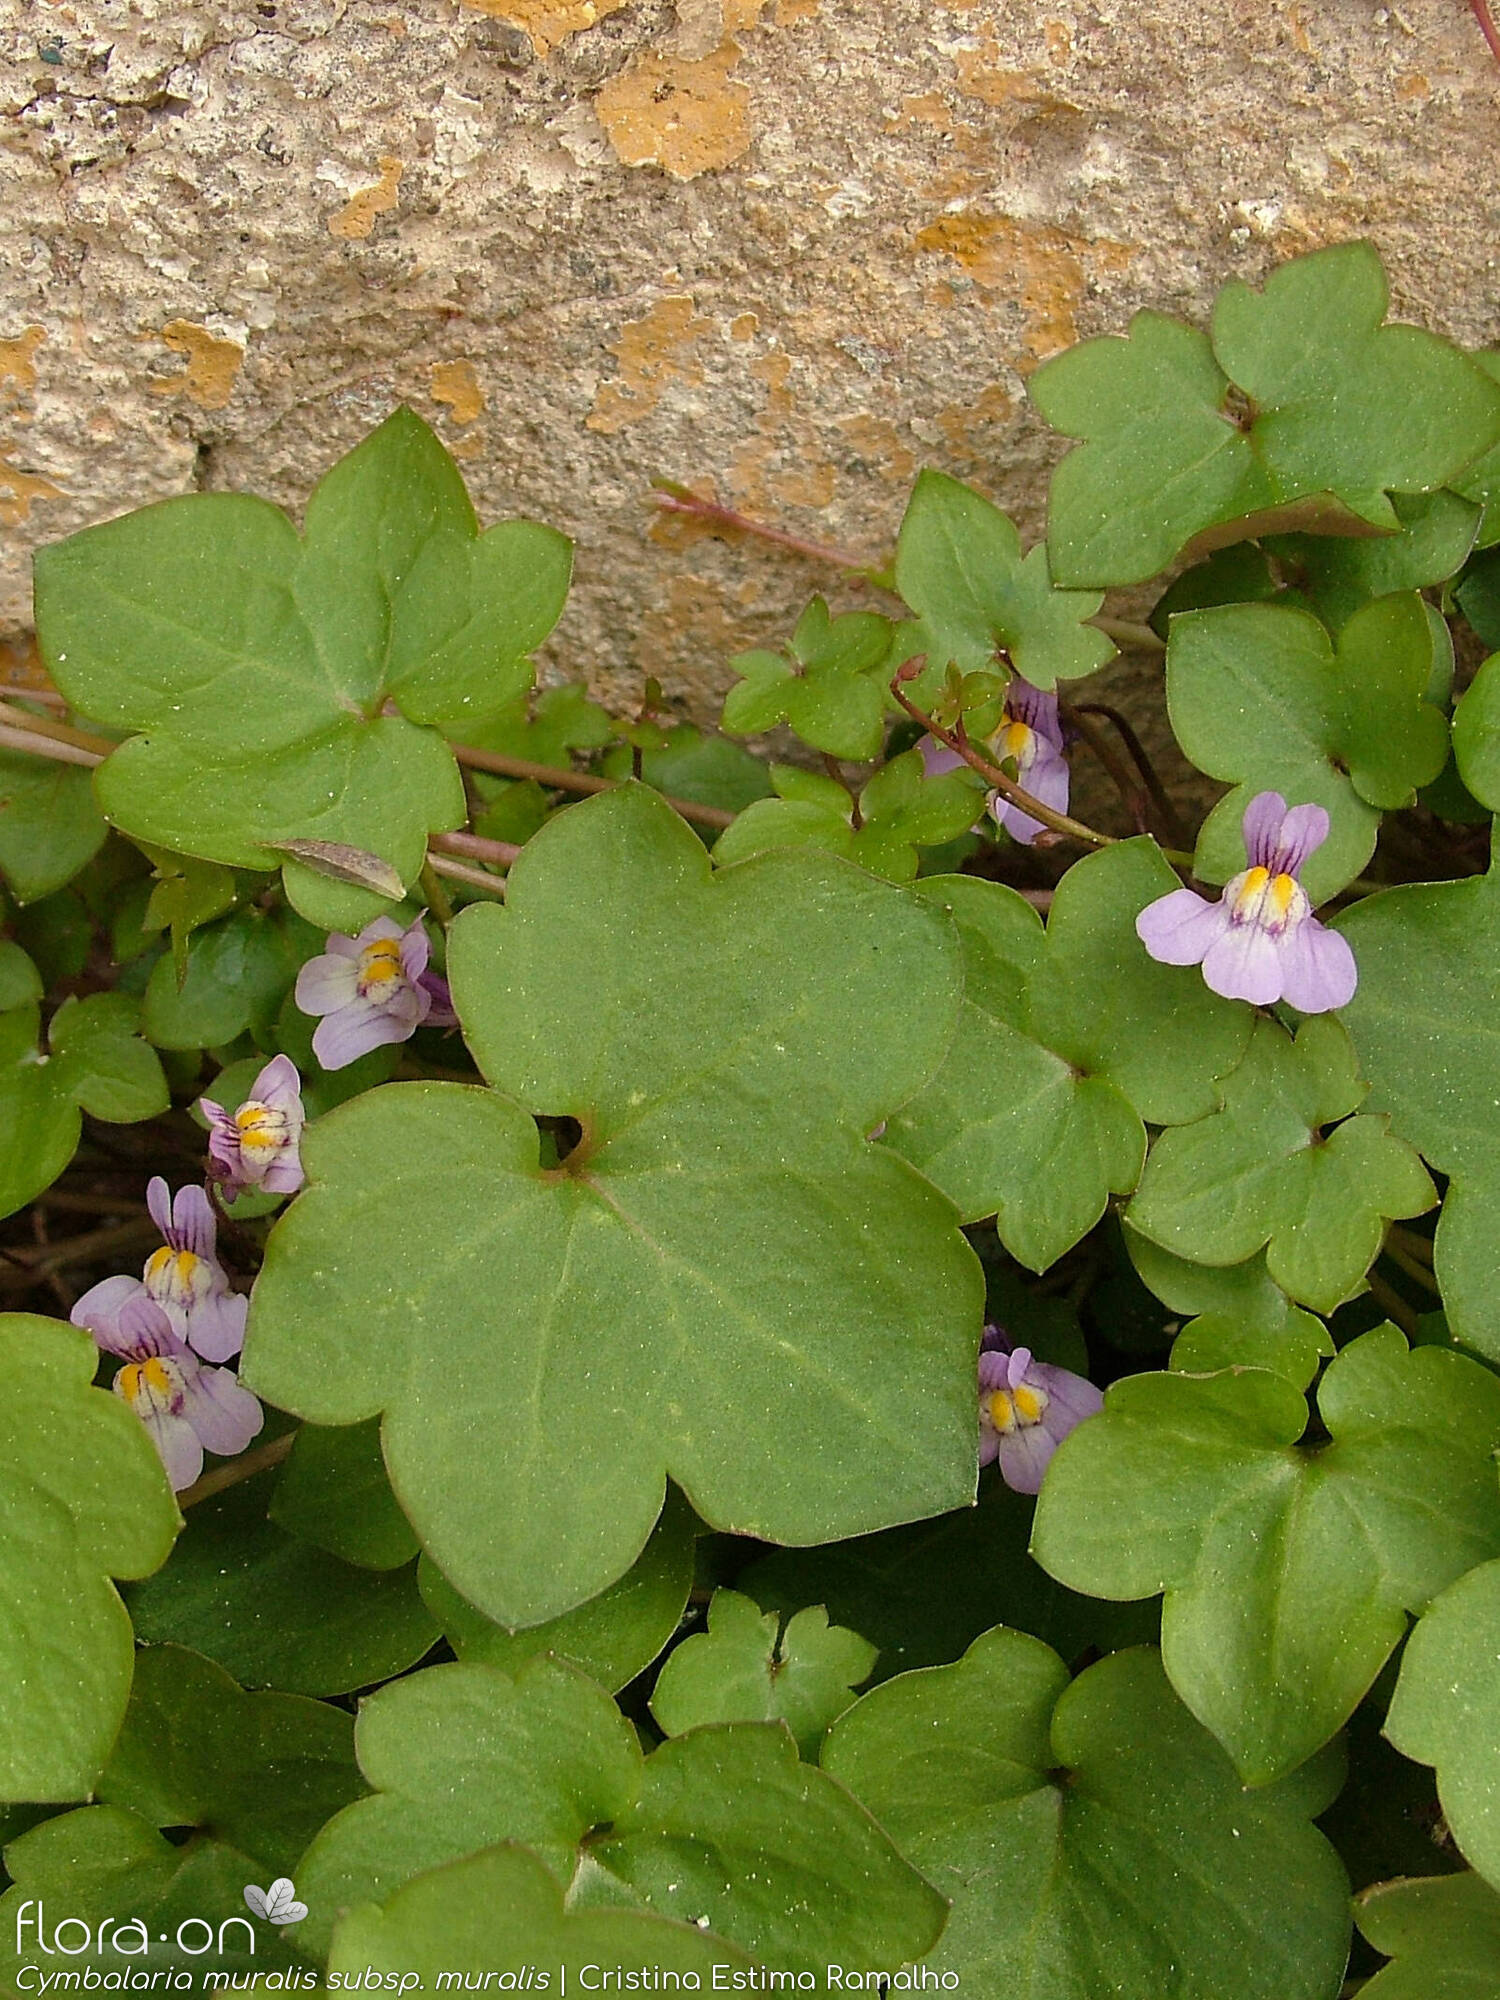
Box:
<box><xmin>2</xmin><ymin>0</ymin><xmax>1497</xmax><ymax>753</ymax></box>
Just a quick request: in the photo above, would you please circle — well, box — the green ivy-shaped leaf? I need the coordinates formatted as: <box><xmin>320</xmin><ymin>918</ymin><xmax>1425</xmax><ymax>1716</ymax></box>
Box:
<box><xmin>1452</xmin><ymin>651</ymin><xmax>1500</xmax><ymax>810</ymax></box>
<box><xmin>0</xmin><ymin>1313</ymin><xmax>180</xmax><ymax>1800</ymax></box>
<box><xmin>1265</xmin><ymin>488</ymin><xmax>1481</xmax><ymax>630</ymax></box>
<box><xmin>34</xmin><ymin>409</ymin><xmax>571</xmax><ymax>930</ymax></box>
<box><xmin>0</xmin><ymin>996</ymin><xmax>169</xmax><ymax>1221</ymax></box>
<box><xmin>1032</xmin><ymin>1326</ymin><xmax>1500</xmax><ymax>1782</ymax></box>
<box><xmin>1454</xmin><ymin>346</ymin><xmax>1500</xmax><ymax>543</ymax></box>
<box><xmin>269</xmin><ymin>1419</ymin><xmax>419</xmax><ymax>1571</ymax></box>
<box><xmin>418</xmin><ymin>1491</ymin><xmax>699</xmax><ymax>1693</ymax></box>
<box><xmin>711</xmin><ymin>750</ymin><xmax>981</xmax><ymax>882</ymax></box>
<box><xmin>0</xmin><ymin>939</ymin><xmax>41</xmax><ymax>1012</ymax></box>
<box><xmin>1339</xmin><ymin>865</ymin><xmax>1500</xmax><ymax>1361</ymax></box>
<box><xmin>721</xmin><ymin>596</ymin><xmax>893</xmax><ymax>759</ymax></box>
<box><xmin>1168</xmin><ymin>593</ymin><xmax>1448</xmax><ymax>898</ymax></box>
<box><xmin>1384</xmin><ymin>1558</ymin><xmax>1500</xmax><ymax>1890</ymax></box>
<box><xmin>821</xmin><ymin>1633</ymin><xmax>1350</xmax><ymax>1995</ymax></box>
<box><xmin>0</xmin><ymin>750</ymin><xmax>108</xmax><ymax>904</ymax></box>
<box><xmin>1356</xmin><ymin>1872</ymin><xmax>1500</xmax><ymax>2000</ymax></box>
<box><xmin>1034</xmin><ymin>242</ymin><xmax>1500</xmax><ymax>586</ymax></box>
<box><xmin>0</xmin><ymin>1807</ymin><xmax>306</xmax><ymax>1981</ymax></box>
<box><xmin>298</xmin><ymin>1656</ymin><xmax>946</xmax><ymax>1972</ymax></box>
<box><xmin>1125</xmin><ymin>1229</ymin><xmax>1333</xmax><ymax>1389</ymax></box>
<box><xmin>137</xmin><ymin>843</ymin><xmax>241</xmax><ymax>984</ymax></box>
<box><xmin>599</xmin><ymin>725</ymin><xmax>777</xmax><ymax>822</ymax></box>
<box><xmin>245</xmin><ymin>786</ymin><xmax>981</xmax><ymax>1628</ymax></box>
<box><xmin>140</xmin><ymin>904</ymin><xmax>321</xmax><ymax>1051</ymax></box>
<box><xmin>126</xmin><ymin>1470</ymin><xmax>438</xmax><ymax>1697</ymax></box>
<box><xmin>96</xmin><ymin>1643</ymin><xmax>366</xmax><ymax>1877</ymax></box>
<box><xmin>892</xmin><ymin>469</ymin><xmax>1115</xmax><ymax>687</ymax></box>
<box><xmin>328</xmin><ymin>1845</ymin><xmax>750</xmax><ymax>1985</ymax></box>
<box><xmin>1128</xmin><ymin>1015</ymin><xmax>1434</xmax><ymax>1313</ymax></box>
<box><xmin>885</xmin><ymin>845</ymin><xmax>1252</xmax><ymax>1271</ymax></box>
<box><xmin>650</xmin><ymin>1589</ymin><xmax>877</xmax><ymax>1753</ymax></box>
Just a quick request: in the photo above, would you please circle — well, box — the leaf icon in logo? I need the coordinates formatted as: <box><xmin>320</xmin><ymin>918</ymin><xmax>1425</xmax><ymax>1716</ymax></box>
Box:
<box><xmin>243</xmin><ymin>1879</ymin><xmax>308</xmax><ymax>1926</ymax></box>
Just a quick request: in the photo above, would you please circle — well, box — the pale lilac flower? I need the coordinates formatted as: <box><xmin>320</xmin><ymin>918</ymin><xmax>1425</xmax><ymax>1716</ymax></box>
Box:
<box><xmin>294</xmin><ymin>915</ymin><xmax>438</xmax><ymax>1070</ymax></box>
<box><xmin>919</xmin><ymin>677</ymin><xmax>1069</xmax><ymax>845</ymax></box>
<box><xmin>74</xmin><ymin>1291</ymin><xmax>262</xmax><ymax>1492</ymax></box>
<box><xmin>1135</xmin><ymin>791</ymin><xmax>1357</xmax><ymax>1012</ymax></box>
<box><xmin>71</xmin><ymin>1178</ymin><xmax>248</xmax><ymax>1364</ymax></box>
<box><xmin>200</xmin><ymin>1054</ymin><xmax>305</xmax><ymax>1200</ymax></box>
<box><xmin>978</xmin><ymin>1324</ymin><xmax>1102</xmax><ymax>1495</ymax></box>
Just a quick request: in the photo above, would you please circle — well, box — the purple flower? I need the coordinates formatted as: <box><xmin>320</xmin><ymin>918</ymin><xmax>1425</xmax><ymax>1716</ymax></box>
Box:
<box><xmin>71</xmin><ymin>1178</ymin><xmax>248</xmax><ymax>1364</ymax></box>
<box><xmin>74</xmin><ymin>1291</ymin><xmax>262</xmax><ymax>1491</ymax></box>
<box><xmin>919</xmin><ymin>677</ymin><xmax>1069</xmax><ymax>845</ymax></box>
<box><xmin>294</xmin><ymin>915</ymin><xmax>440</xmax><ymax>1070</ymax></box>
<box><xmin>1135</xmin><ymin>791</ymin><xmax>1357</xmax><ymax>1012</ymax></box>
<box><xmin>978</xmin><ymin>1324</ymin><xmax>1102</xmax><ymax>1494</ymax></box>
<box><xmin>200</xmin><ymin>1054</ymin><xmax>305</xmax><ymax>1200</ymax></box>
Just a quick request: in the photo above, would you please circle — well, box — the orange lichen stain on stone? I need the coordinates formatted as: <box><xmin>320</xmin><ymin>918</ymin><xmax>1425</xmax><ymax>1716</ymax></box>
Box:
<box><xmin>634</xmin><ymin>571</ymin><xmax>758</xmax><ymax>683</ymax></box>
<box><xmin>937</xmin><ymin>382</ymin><xmax>1015</xmax><ymax>450</ymax></box>
<box><xmin>460</xmin><ymin>0</ymin><xmax>627</xmax><ymax>57</ymax></box>
<box><xmin>729</xmin><ymin>311</ymin><xmax>760</xmax><ymax>341</ymax></box>
<box><xmin>1043</xmin><ymin>17</ymin><xmax>1072</xmax><ymax>62</ymax></box>
<box><xmin>430</xmin><ymin>359</ymin><xmax>486</xmax><ymax>425</ymax></box>
<box><xmin>147</xmin><ymin>321</ymin><xmax>245</xmax><ymax>411</ymax></box>
<box><xmin>329</xmin><ymin>157</ymin><xmax>404</xmax><ymax>241</ymax></box>
<box><xmin>954</xmin><ymin>35</ymin><xmax>1075</xmax><ymax>110</ymax></box>
<box><xmin>0</xmin><ymin>447</ymin><xmax>61</xmax><ymax>528</ymax></box>
<box><xmin>897</xmin><ymin>91</ymin><xmax>954</xmax><ymax>130</ymax></box>
<box><xmin>725</xmin><ymin>350</ymin><xmax>835</xmax><ymax>514</ymax></box>
<box><xmin>1397</xmin><ymin>71</ymin><xmax>1431</xmax><ymax>99</ymax></box>
<box><xmin>587</xmin><ymin>295</ymin><xmax>713</xmax><ymax>433</ymax></box>
<box><xmin>1286</xmin><ymin>4</ymin><xmax>1314</xmax><ymax>54</ymax></box>
<box><xmin>913</xmin><ymin>214</ymin><xmax>1133</xmax><ymax>364</ymax></box>
<box><xmin>595</xmin><ymin>45</ymin><xmax>751</xmax><ymax>179</ymax></box>
<box><xmin>0</xmin><ymin>326</ymin><xmax>45</xmax><ymax>402</ymax></box>
<box><xmin>774</xmin><ymin>0</ymin><xmax>818</xmax><ymax>21</ymax></box>
<box><xmin>839</xmin><ymin>414</ymin><xmax>916</xmax><ymax>483</ymax></box>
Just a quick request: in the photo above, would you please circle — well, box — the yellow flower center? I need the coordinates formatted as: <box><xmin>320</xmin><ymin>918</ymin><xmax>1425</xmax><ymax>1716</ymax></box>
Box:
<box><xmin>117</xmin><ymin>1355</ymin><xmax>179</xmax><ymax>1412</ymax></box>
<box><xmin>994</xmin><ymin>718</ymin><xmax>1037</xmax><ymax>772</ymax></box>
<box><xmin>234</xmin><ymin>1100</ymin><xmax>287</xmax><ymax>1162</ymax></box>
<box><xmin>144</xmin><ymin>1246</ymin><xmax>210</xmax><ymax>1309</ymax></box>
<box><xmin>357</xmin><ymin>938</ymin><xmax>404</xmax><ymax>992</ymax></box>
<box><xmin>987</xmin><ymin>1381</ymin><xmax>1047</xmax><ymax>1434</ymax></box>
<box><xmin>1227</xmin><ymin>865</ymin><xmax>1306</xmax><ymax>934</ymax></box>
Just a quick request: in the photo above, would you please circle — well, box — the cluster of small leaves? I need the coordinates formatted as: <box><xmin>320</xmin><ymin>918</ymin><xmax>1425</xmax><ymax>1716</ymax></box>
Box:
<box><xmin>5</xmin><ymin>242</ymin><xmax>1500</xmax><ymax>1995</ymax></box>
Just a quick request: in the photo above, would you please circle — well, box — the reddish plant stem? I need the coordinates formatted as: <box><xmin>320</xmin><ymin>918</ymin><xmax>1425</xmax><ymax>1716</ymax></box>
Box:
<box><xmin>450</xmin><ymin>741</ymin><xmax>734</xmax><ymax>830</ymax></box>
<box><xmin>425</xmin><ymin>853</ymin><xmax>507</xmax><ymax>896</ymax></box>
<box><xmin>1068</xmin><ymin>699</ymin><xmax>1191</xmax><ymax>847</ymax></box>
<box><xmin>431</xmin><ymin>829</ymin><xmax>525</xmax><ymax>868</ymax></box>
<box><xmin>890</xmin><ymin>680</ymin><xmax>1119</xmax><ymax>852</ymax></box>
<box><xmin>649</xmin><ymin>483</ymin><xmax>877</xmax><ymax>572</ymax></box>
<box><xmin>178</xmin><ymin>1427</ymin><xmax>298</xmax><ymax>1508</ymax></box>
<box><xmin>1472</xmin><ymin>0</ymin><xmax>1500</xmax><ymax>63</ymax></box>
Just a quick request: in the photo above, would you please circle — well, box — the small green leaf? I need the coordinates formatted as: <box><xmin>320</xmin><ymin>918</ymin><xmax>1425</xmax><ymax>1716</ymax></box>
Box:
<box><xmin>137</xmin><ymin>843</ymin><xmax>239</xmax><ymax>982</ymax></box>
<box><xmin>0</xmin><ymin>1005</ymin><xmax>80</xmax><ymax>1219</ymax></box>
<box><xmin>97</xmin><ymin>1643</ymin><xmax>366</xmax><ymax>1876</ymax></box>
<box><xmin>602</xmin><ymin>725</ymin><xmax>775</xmax><ymax>820</ymax></box>
<box><xmin>1356</xmin><ymin>1872</ymin><xmax>1500</xmax><ymax>1999</ymax></box>
<box><xmin>722</xmin><ymin>596</ymin><xmax>893</xmax><ymax>759</ymax></box>
<box><xmin>1128</xmin><ymin>1015</ymin><xmax>1434</xmax><ymax>1313</ymax></box>
<box><xmin>1168</xmin><ymin>594</ymin><xmax>1448</xmax><ymax>898</ymax></box>
<box><xmin>48</xmin><ymin>992</ymin><xmax>171</xmax><ymax>1123</ymax></box>
<box><xmin>0</xmin><ymin>751</ymin><xmax>108</xmax><ymax>904</ymax></box>
<box><xmin>650</xmin><ymin>1590</ymin><xmax>876</xmax><ymax>1753</ymax></box>
<box><xmin>269</xmin><ymin>1419</ymin><xmax>419</xmax><ymax>1571</ymax></box>
<box><xmin>245</xmin><ymin>788</ymin><xmax>980</xmax><ymax>1630</ymax></box>
<box><xmin>126</xmin><ymin>1470</ymin><xmax>438</xmax><ymax>1697</ymax></box>
<box><xmin>461</xmin><ymin>681</ymin><xmax>616</xmax><ymax>766</ymax></box>
<box><xmin>1452</xmin><ymin>652</ymin><xmax>1500</xmax><ymax>810</ymax></box>
<box><xmin>1036</xmin><ymin>243</ymin><xmax>1500</xmax><ymax>586</ymax></box>
<box><xmin>1125</xmin><ymin>1229</ymin><xmax>1334</xmax><ymax>1389</ymax></box>
<box><xmin>299</xmin><ymin>1657</ymin><xmax>944</xmax><ymax>1972</ymax></box>
<box><xmin>0</xmin><ymin>1313</ymin><xmax>179</xmax><ymax>1801</ymax></box>
<box><xmin>821</xmin><ymin>1634</ymin><xmax>1351</xmax><ymax>1995</ymax></box>
<box><xmin>418</xmin><ymin>1490</ymin><xmax>699</xmax><ymax>1692</ymax></box>
<box><xmin>1265</xmin><ymin>488</ymin><xmax>1481</xmax><ymax>630</ymax></box>
<box><xmin>1385</xmin><ymin>1558</ymin><xmax>1500</xmax><ymax>1890</ymax></box>
<box><xmin>887</xmin><ymin>848</ymin><xmax>1251</xmax><ymax>1272</ymax></box>
<box><xmin>1032</xmin><ymin>1326</ymin><xmax>1500</xmax><ymax>1782</ymax></box>
<box><xmin>296</xmin><ymin>1656</ymin><xmax>640</xmax><ymax>1954</ymax></box>
<box><xmin>35</xmin><ymin>409</ymin><xmax>569</xmax><ymax>925</ymax></box>
<box><xmin>141</xmin><ymin>904</ymin><xmax>318</xmax><ymax>1050</ymax></box>
<box><xmin>1339</xmin><ymin>865</ymin><xmax>1500</xmax><ymax>1361</ymax></box>
<box><xmin>0</xmin><ymin>938</ymin><xmax>41</xmax><ymax>1012</ymax></box>
<box><xmin>893</xmin><ymin>469</ymin><xmax>1114</xmax><ymax>687</ymax></box>
<box><xmin>328</xmin><ymin>1845</ymin><xmax>748</xmax><ymax>1985</ymax></box>
<box><xmin>0</xmin><ymin>1807</ymin><xmax>306</xmax><ymax>1981</ymax></box>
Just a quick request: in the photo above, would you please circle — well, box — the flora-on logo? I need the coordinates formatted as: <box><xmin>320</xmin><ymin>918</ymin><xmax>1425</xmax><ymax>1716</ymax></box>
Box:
<box><xmin>242</xmin><ymin>1881</ymin><xmax>308</xmax><ymax>1927</ymax></box>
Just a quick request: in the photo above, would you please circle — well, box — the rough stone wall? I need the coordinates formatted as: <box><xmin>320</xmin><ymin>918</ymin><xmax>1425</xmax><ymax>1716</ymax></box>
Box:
<box><xmin>2</xmin><ymin>0</ymin><xmax>1498</xmax><ymax>734</ymax></box>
